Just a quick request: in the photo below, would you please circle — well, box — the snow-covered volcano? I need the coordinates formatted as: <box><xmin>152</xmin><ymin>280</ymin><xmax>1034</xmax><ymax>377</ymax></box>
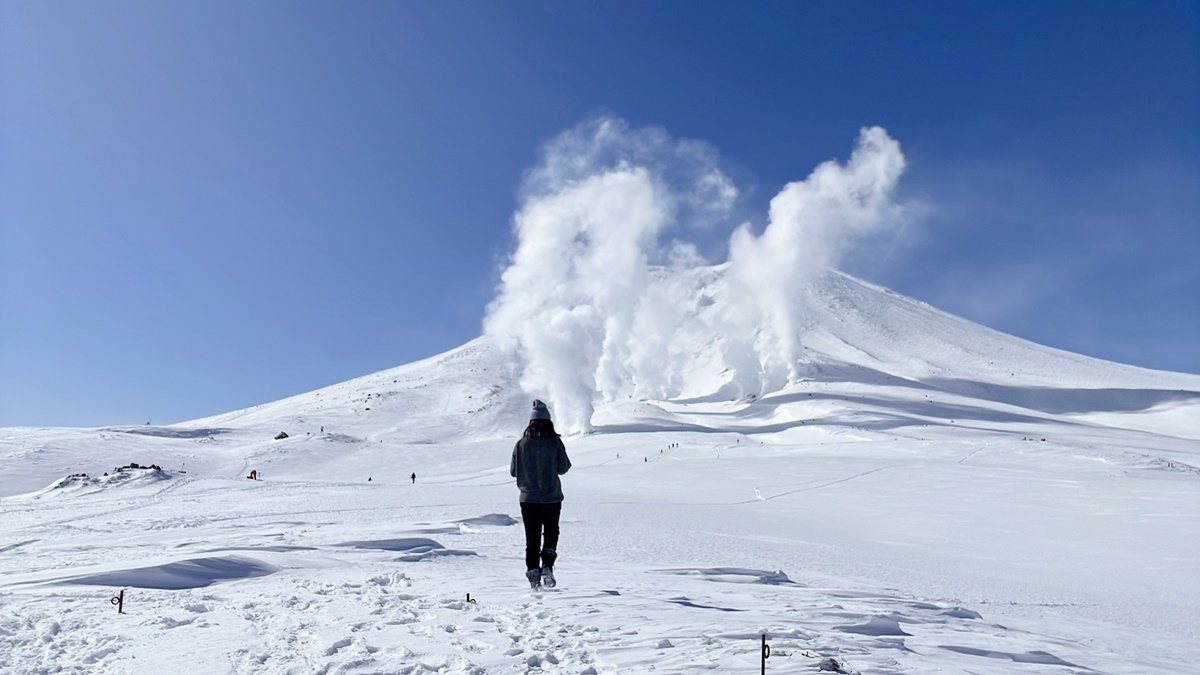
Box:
<box><xmin>2</xmin><ymin>266</ymin><xmax>1198</xmax><ymax>674</ymax></box>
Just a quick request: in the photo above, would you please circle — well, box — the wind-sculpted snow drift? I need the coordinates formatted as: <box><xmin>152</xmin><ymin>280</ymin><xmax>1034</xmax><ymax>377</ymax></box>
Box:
<box><xmin>485</xmin><ymin>119</ymin><xmax>910</xmax><ymax>433</ymax></box>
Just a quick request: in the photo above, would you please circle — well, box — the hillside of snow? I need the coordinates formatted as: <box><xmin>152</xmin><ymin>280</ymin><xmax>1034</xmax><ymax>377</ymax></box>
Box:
<box><xmin>2</xmin><ymin>267</ymin><xmax>1199</xmax><ymax>674</ymax></box>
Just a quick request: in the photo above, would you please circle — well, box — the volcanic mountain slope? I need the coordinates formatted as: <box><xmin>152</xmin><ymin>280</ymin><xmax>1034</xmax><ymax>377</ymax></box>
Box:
<box><xmin>183</xmin><ymin>265</ymin><xmax>1200</xmax><ymax>459</ymax></box>
<box><xmin>3</xmin><ymin>265</ymin><xmax>1198</xmax><ymax>495</ymax></box>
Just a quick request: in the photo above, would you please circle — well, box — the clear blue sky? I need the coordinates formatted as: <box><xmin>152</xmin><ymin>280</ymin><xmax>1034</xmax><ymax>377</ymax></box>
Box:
<box><xmin>2</xmin><ymin>1</ymin><xmax>1197</xmax><ymax>427</ymax></box>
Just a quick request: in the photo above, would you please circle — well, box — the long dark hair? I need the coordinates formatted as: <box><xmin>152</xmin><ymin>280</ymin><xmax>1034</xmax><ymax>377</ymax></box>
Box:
<box><xmin>524</xmin><ymin>418</ymin><xmax>560</xmax><ymax>438</ymax></box>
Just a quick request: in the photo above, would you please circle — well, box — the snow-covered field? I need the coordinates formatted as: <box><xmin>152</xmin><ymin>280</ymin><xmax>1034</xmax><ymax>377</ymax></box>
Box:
<box><xmin>3</xmin><ymin>270</ymin><xmax>1199</xmax><ymax>674</ymax></box>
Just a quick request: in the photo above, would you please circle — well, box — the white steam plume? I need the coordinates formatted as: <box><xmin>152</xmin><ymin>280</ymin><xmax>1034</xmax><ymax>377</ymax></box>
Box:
<box><xmin>484</xmin><ymin>118</ymin><xmax>908</xmax><ymax>434</ymax></box>
<box><xmin>728</xmin><ymin>126</ymin><xmax>908</xmax><ymax>387</ymax></box>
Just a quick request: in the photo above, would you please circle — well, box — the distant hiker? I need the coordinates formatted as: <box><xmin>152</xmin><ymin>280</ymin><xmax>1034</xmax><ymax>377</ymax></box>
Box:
<box><xmin>411</xmin><ymin>472</ymin><xmax>416</xmax><ymax>484</ymax></box>
<box><xmin>321</xmin><ymin>426</ymin><xmax>324</xmax><ymax>433</ymax></box>
<box><xmin>248</xmin><ymin>470</ymin><xmax>257</xmax><ymax>480</ymax></box>
<box><xmin>511</xmin><ymin>399</ymin><xmax>571</xmax><ymax>589</ymax></box>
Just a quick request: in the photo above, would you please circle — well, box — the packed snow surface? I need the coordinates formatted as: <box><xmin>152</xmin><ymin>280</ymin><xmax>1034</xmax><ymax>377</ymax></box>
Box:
<box><xmin>2</xmin><ymin>270</ymin><xmax>1198</xmax><ymax>674</ymax></box>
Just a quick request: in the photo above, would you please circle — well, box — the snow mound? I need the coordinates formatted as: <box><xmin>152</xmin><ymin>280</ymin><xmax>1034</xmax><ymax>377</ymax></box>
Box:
<box><xmin>28</xmin><ymin>466</ymin><xmax>172</xmax><ymax>498</ymax></box>
<box><xmin>63</xmin><ymin>555</ymin><xmax>277</xmax><ymax>590</ymax></box>
<box><xmin>337</xmin><ymin>538</ymin><xmax>444</xmax><ymax>553</ymax></box>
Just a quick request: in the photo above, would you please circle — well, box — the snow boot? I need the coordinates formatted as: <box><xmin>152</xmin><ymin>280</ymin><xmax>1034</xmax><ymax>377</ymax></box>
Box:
<box><xmin>526</xmin><ymin>568</ymin><xmax>542</xmax><ymax>589</ymax></box>
<box><xmin>540</xmin><ymin>548</ymin><xmax>557</xmax><ymax>588</ymax></box>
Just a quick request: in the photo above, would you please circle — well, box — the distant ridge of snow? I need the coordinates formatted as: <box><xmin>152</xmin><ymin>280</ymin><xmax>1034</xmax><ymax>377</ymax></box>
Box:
<box><xmin>806</xmin><ymin>271</ymin><xmax>1196</xmax><ymax>388</ymax></box>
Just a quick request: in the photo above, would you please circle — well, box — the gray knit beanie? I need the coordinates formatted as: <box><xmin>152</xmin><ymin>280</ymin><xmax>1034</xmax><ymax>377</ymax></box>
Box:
<box><xmin>530</xmin><ymin>399</ymin><xmax>552</xmax><ymax>420</ymax></box>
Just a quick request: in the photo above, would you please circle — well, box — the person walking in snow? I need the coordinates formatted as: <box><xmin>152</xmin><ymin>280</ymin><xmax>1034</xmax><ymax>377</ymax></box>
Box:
<box><xmin>511</xmin><ymin>399</ymin><xmax>571</xmax><ymax>589</ymax></box>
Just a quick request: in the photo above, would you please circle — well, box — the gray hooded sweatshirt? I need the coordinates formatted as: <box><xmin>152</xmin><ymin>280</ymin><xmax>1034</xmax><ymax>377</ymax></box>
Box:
<box><xmin>510</xmin><ymin>435</ymin><xmax>571</xmax><ymax>503</ymax></box>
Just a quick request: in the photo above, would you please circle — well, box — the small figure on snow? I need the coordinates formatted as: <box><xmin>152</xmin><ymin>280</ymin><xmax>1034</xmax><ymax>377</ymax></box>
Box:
<box><xmin>510</xmin><ymin>400</ymin><xmax>571</xmax><ymax>589</ymax></box>
<box><xmin>411</xmin><ymin>472</ymin><xmax>416</xmax><ymax>484</ymax></box>
<box><xmin>248</xmin><ymin>470</ymin><xmax>258</xmax><ymax>480</ymax></box>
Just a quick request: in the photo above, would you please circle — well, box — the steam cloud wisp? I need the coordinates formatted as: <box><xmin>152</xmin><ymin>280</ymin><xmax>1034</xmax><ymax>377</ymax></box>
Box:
<box><xmin>485</xmin><ymin>118</ymin><xmax>908</xmax><ymax>433</ymax></box>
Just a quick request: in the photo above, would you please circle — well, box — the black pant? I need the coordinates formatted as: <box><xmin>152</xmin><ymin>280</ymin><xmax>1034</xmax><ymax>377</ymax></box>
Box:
<box><xmin>520</xmin><ymin>502</ymin><xmax>561</xmax><ymax>571</ymax></box>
